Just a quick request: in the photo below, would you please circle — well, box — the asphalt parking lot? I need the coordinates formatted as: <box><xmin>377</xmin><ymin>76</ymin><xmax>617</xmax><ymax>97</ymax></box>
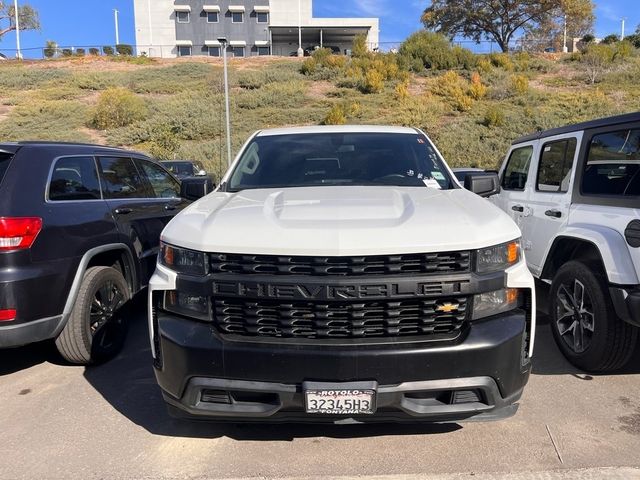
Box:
<box><xmin>1</xmin><ymin>291</ymin><xmax>639</xmax><ymax>480</ymax></box>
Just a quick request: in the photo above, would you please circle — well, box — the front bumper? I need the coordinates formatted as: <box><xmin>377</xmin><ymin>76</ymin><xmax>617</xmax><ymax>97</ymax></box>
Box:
<box><xmin>154</xmin><ymin>310</ymin><xmax>532</xmax><ymax>422</ymax></box>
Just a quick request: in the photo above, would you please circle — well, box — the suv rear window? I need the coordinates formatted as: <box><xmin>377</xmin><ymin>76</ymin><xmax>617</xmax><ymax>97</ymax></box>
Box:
<box><xmin>49</xmin><ymin>156</ymin><xmax>101</xmax><ymax>201</ymax></box>
<box><xmin>582</xmin><ymin>129</ymin><xmax>640</xmax><ymax>197</ymax></box>
<box><xmin>0</xmin><ymin>152</ymin><xmax>13</xmax><ymax>186</ymax></box>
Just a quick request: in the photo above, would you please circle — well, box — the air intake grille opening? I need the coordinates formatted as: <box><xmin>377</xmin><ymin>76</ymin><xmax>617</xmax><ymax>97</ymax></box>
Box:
<box><xmin>213</xmin><ymin>297</ymin><xmax>468</xmax><ymax>339</ymax></box>
<box><xmin>210</xmin><ymin>251</ymin><xmax>471</xmax><ymax>277</ymax></box>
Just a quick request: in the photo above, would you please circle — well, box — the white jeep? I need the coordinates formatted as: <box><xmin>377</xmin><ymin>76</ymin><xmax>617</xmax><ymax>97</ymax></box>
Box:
<box><xmin>491</xmin><ymin>112</ymin><xmax>640</xmax><ymax>372</ymax></box>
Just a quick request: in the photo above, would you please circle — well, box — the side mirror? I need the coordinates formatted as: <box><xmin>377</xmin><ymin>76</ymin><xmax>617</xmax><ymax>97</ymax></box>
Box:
<box><xmin>464</xmin><ymin>173</ymin><xmax>500</xmax><ymax>197</ymax></box>
<box><xmin>180</xmin><ymin>177</ymin><xmax>215</xmax><ymax>201</ymax></box>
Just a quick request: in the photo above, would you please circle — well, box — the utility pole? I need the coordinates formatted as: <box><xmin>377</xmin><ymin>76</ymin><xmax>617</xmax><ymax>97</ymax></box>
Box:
<box><xmin>114</xmin><ymin>9</ymin><xmax>120</xmax><ymax>46</ymax></box>
<box><xmin>562</xmin><ymin>14</ymin><xmax>568</xmax><ymax>53</ymax></box>
<box><xmin>218</xmin><ymin>37</ymin><xmax>232</xmax><ymax>167</ymax></box>
<box><xmin>621</xmin><ymin>17</ymin><xmax>627</xmax><ymax>41</ymax></box>
<box><xmin>13</xmin><ymin>0</ymin><xmax>21</xmax><ymax>59</ymax></box>
<box><xmin>297</xmin><ymin>0</ymin><xmax>303</xmax><ymax>57</ymax></box>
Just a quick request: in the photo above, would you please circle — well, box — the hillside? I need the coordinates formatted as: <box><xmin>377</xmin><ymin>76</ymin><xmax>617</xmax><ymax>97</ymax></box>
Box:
<box><xmin>0</xmin><ymin>51</ymin><xmax>639</xmax><ymax>181</ymax></box>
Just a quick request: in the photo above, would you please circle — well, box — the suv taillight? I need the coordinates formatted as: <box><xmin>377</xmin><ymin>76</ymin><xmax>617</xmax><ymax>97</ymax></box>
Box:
<box><xmin>0</xmin><ymin>217</ymin><xmax>43</xmax><ymax>251</ymax></box>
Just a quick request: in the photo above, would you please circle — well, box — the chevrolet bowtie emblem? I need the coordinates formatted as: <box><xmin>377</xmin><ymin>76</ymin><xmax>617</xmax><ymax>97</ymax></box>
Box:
<box><xmin>436</xmin><ymin>302</ymin><xmax>459</xmax><ymax>313</ymax></box>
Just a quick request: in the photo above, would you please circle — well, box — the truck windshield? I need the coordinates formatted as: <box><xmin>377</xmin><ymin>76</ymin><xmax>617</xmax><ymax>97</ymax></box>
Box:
<box><xmin>227</xmin><ymin>132</ymin><xmax>455</xmax><ymax>192</ymax></box>
<box><xmin>0</xmin><ymin>152</ymin><xmax>13</xmax><ymax>186</ymax></box>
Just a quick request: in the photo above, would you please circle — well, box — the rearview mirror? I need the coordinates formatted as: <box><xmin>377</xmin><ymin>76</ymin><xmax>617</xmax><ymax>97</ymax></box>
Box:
<box><xmin>464</xmin><ymin>173</ymin><xmax>500</xmax><ymax>197</ymax></box>
<box><xmin>180</xmin><ymin>177</ymin><xmax>215</xmax><ymax>201</ymax></box>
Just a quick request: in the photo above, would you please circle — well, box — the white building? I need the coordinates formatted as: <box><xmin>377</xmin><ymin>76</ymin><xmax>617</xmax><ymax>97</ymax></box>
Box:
<box><xmin>133</xmin><ymin>0</ymin><xmax>379</xmax><ymax>58</ymax></box>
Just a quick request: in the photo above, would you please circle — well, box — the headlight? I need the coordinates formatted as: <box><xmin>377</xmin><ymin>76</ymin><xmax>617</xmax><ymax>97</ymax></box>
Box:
<box><xmin>475</xmin><ymin>240</ymin><xmax>520</xmax><ymax>274</ymax></box>
<box><xmin>163</xmin><ymin>291</ymin><xmax>212</xmax><ymax>321</ymax></box>
<box><xmin>472</xmin><ymin>288</ymin><xmax>522</xmax><ymax>321</ymax></box>
<box><xmin>159</xmin><ymin>242</ymin><xmax>208</xmax><ymax>276</ymax></box>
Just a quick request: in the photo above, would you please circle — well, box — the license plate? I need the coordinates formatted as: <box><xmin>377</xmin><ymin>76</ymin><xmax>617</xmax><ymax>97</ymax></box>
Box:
<box><xmin>305</xmin><ymin>389</ymin><xmax>376</xmax><ymax>415</ymax></box>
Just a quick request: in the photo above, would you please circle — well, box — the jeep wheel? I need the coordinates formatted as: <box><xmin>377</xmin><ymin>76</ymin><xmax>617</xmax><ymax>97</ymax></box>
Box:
<box><xmin>550</xmin><ymin>261</ymin><xmax>637</xmax><ymax>372</ymax></box>
<box><xmin>55</xmin><ymin>266</ymin><xmax>131</xmax><ymax>365</ymax></box>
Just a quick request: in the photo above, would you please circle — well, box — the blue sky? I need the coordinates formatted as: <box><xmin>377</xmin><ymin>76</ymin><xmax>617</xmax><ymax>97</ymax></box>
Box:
<box><xmin>0</xmin><ymin>0</ymin><xmax>637</xmax><ymax>54</ymax></box>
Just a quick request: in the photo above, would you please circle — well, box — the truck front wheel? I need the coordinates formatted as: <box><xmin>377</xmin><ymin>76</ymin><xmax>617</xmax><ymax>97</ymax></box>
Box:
<box><xmin>550</xmin><ymin>260</ymin><xmax>637</xmax><ymax>372</ymax></box>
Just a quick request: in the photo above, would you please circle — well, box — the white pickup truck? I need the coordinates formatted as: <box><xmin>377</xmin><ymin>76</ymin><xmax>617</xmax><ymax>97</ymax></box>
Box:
<box><xmin>148</xmin><ymin>125</ymin><xmax>535</xmax><ymax>423</ymax></box>
<box><xmin>491</xmin><ymin>113</ymin><xmax>640</xmax><ymax>372</ymax></box>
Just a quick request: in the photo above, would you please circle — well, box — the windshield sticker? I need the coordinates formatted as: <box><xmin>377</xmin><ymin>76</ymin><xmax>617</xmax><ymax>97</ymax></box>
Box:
<box><xmin>431</xmin><ymin>171</ymin><xmax>445</xmax><ymax>181</ymax></box>
<box><xmin>417</xmin><ymin>138</ymin><xmax>425</xmax><ymax>144</ymax></box>
<box><xmin>423</xmin><ymin>178</ymin><xmax>442</xmax><ymax>189</ymax></box>
<box><xmin>406</xmin><ymin>169</ymin><xmax>415</xmax><ymax>176</ymax></box>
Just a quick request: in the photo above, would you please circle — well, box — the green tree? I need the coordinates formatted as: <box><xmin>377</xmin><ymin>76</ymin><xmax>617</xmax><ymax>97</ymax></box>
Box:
<box><xmin>0</xmin><ymin>1</ymin><xmax>40</xmax><ymax>41</ymax></box>
<box><xmin>43</xmin><ymin>40</ymin><xmax>58</xmax><ymax>59</ymax></box>
<box><xmin>422</xmin><ymin>0</ymin><xmax>594</xmax><ymax>53</ymax></box>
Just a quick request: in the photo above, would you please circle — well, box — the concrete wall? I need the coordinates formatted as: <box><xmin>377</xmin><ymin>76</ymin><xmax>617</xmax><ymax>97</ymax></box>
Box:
<box><xmin>270</xmin><ymin>0</ymin><xmax>313</xmax><ymax>26</ymax></box>
<box><xmin>133</xmin><ymin>0</ymin><xmax>177</xmax><ymax>57</ymax></box>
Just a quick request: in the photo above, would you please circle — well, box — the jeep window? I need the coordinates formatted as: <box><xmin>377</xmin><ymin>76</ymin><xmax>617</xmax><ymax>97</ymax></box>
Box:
<box><xmin>582</xmin><ymin>129</ymin><xmax>640</xmax><ymax>197</ymax></box>
<box><xmin>49</xmin><ymin>156</ymin><xmax>101</xmax><ymax>201</ymax></box>
<box><xmin>98</xmin><ymin>157</ymin><xmax>151</xmax><ymax>199</ymax></box>
<box><xmin>0</xmin><ymin>152</ymin><xmax>13</xmax><ymax>186</ymax></box>
<box><xmin>227</xmin><ymin>133</ymin><xmax>455</xmax><ymax>192</ymax></box>
<box><xmin>136</xmin><ymin>159</ymin><xmax>180</xmax><ymax>199</ymax></box>
<box><xmin>502</xmin><ymin>146</ymin><xmax>533</xmax><ymax>190</ymax></box>
<box><xmin>536</xmin><ymin>138</ymin><xmax>577</xmax><ymax>193</ymax></box>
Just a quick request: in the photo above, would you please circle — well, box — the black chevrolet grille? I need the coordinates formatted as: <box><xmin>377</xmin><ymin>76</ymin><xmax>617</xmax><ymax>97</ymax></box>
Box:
<box><xmin>213</xmin><ymin>297</ymin><xmax>468</xmax><ymax>339</ymax></box>
<box><xmin>210</xmin><ymin>252</ymin><xmax>471</xmax><ymax>277</ymax></box>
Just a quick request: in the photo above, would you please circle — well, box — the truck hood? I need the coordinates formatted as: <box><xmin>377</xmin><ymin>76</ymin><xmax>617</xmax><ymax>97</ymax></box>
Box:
<box><xmin>162</xmin><ymin>186</ymin><xmax>521</xmax><ymax>255</ymax></box>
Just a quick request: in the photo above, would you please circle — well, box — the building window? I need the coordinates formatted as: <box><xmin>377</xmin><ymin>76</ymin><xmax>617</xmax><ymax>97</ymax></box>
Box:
<box><xmin>257</xmin><ymin>46</ymin><xmax>270</xmax><ymax>56</ymax></box>
<box><xmin>232</xmin><ymin>46</ymin><xmax>245</xmax><ymax>57</ymax></box>
<box><xmin>178</xmin><ymin>46</ymin><xmax>192</xmax><ymax>57</ymax></box>
<box><xmin>208</xmin><ymin>46</ymin><xmax>221</xmax><ymax>57</ymax></box>
<box><xmin>256</xmin><ymin>12</ymin><xmax>269</xmax><ymax>23</ymax></box>
<box><xmin>207</xmin><ymin>12</ymin><xmax>219</xmax><ymax>23</ymax></box>
<box><xmin>176</xmin><ymin>11</ymin><xmax>190</xmax><ymax>23</ymax></box>
<box><xmin>232</xmin><ymin>12</ymin><xmax>243</xmax><ymax>23</ymax></box>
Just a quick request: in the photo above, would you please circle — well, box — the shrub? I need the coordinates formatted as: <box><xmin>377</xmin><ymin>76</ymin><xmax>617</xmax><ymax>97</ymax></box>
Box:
<box><xmin>89</xmin><ymin>47</ymin><xmax>100</xmax><ymax>56</ymax></box>
<box><xmin>399</xmin><ymin>31</ymin><xmax>474</xmax><ymax>71</ymax></box>
<box><xmin>477</xmin><ymin>57</ymin><xmax>492</xmax><ymax>74</ymax></box>
<box><xmin>75</xmin><ymin>48</ymin><xmax>85</xmax><ymax>56</ymax></box>
<box><xmin>149</xmin><ymin>125</ymin><xmax>181</xmax><ymax>160</ymax></box>
<box><xmin>103</xmin><ymin>46</ymin><xmax>115</xmax><ymax>55</ymax></box>
<box><xmin>73</xmin><ymin>72</ymin><xmax>114</xmax><ymax>91</ymax></box>
<box><xmin>601</xmin><ymin>34</ymin><xmax>620</xmax><ymax>45</ymax></box>
<box><xmin>360</xmin><ymin>68</ymin><xmax>385</xmax><ymax>94</ymax></box>
<box><xmin>116</xmin><ymin>44</ymin><xmax>134</xmax><ymax>56</ymax></box>
<box><xmin>90</xmin><ymin>87</ymin><xmax>147</xmax><ymax>129</ymax></box>
<box><xmin>510</xmin><ymin>74</ymin><xmax>529</xmax><ymax>95</ymax></box>
<box><xmin>581</xmin><ymin>43</ymin><xmax>615</xmax><ymax>84</ymax></box>
<box><xmin>613</xmin><ymin>41</ymin><xmax>634</xmax><ymax>60</ymax></box>
<box><xmin>488</xmin><ymin>53</ymin><xmax>514</xmax><ymax>70</ymax></box>
<box><xmin>323</xmin><ymin>104</ymin><xmax>347</xmax><ymax>125</ymax></box>
<box><xmin>300</xmin><ymin>57</ymin><xmax>317</xmax><ymax>76</ymax></box>
<box><xmin>469</xmin><ymin>72</ymin><xmax>487</xmax><ymax>100</ymax></box>
<box><xmin>43</xmin><ymin>40</ymin><xmax>58</xmax><ymax>59</ymax></box>
<box><xmin>61</xmin><ymin>49</ymin><xmax>73</xmax><ymax>57</ymax></box>
<box><xmin>581</xmin><ymin>34</ymin><xmax>595</xmax><ymax>44</ymax></box>
<box><xmin>352</xmin><ymin>34</ymin><xmax>370</xmax><ymax>58</ymax></box>
<box><xmin>395</xmin><ymin>81</ymin><xmax>410</xmax><ymax>101</ymax></box>
<box><xmin>433</xmin><ymin>71</ymin><xmax>474</xmax><ymax>111</ymax></box>
<box><xmin>483</xmin><ymin>105</ymin><xmax>506</xmax><ymax>127</ymax></box>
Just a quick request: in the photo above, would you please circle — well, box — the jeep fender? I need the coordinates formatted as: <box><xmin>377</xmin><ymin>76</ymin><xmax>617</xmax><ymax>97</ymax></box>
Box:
<box><xmin>543</xmin><ymin>225</ymin><xmax>639</xmax><ymax>285</ymax></box>
<box><xmin>51</xmin><ymin>243</ymin><xmax>138</xmax><ymax>337</ymax></box>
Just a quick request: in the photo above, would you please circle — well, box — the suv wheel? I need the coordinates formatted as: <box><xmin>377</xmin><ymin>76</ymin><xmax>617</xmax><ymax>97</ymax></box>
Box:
<box><xmin>55</xmin><ymin>266</ymin><xmax>131</xmax><ymax>365</ymax></box>
<box><xmin>550</xmin><ymin>260</ymin><xmax>637</xmax><ymax>372</ymax></box>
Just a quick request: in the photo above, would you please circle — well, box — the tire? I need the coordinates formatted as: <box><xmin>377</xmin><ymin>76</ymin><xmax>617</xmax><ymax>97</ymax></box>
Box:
<box><xmin>549</xmin><ymin>260</ymin><xmax>637</xmax><ymax>372</ymax></box>
<box><xmin>55</xmin><ymin>266</ymin><xmax>131</xmax><ymax>365</ymax></box>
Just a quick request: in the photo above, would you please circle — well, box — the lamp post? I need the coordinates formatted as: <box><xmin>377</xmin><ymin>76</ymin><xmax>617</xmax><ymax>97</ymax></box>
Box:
<box><xmin>621</xmin><ymin>17</ymin><xmax>627</xmax><ymax>41</ymax></box>
<box><xmin>218</xmin><ymin>37</ymin><xmax>232</xmax><ymax>167</ymax></box>
<box><xmin>297</xmin><ymin>0</ymin><xmax>303</xmax><ymax>57</ymax></box>
<box><xmin>114</xmin><ymin>9</ymin><xmax>120</xmax><ymax>46</ymax></box>
<box><xmin>562</xmin><ymin>14</ymin><xmax>568</xmax><ymax>53</ymax></box>
<box><xmin>13</xmin><ymin>0</ymin><xmax>21</xmax><ymax>59</ymax></box>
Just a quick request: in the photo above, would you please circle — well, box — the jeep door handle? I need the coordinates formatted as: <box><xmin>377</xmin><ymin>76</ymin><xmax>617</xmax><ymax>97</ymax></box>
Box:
<box><xmin>164</xmin><ymin>203</ymin><xmax>177</xmax><ymax>211</ymax></box>
<box><xmin>114</xmin><ymin>207</ymin><xmax>133</xmax><ymax>215</ymax></box>
<box><xmin>545</xmin><ymin>209</ymin><xmax>562</xmax><ymax>218</ymax></box>
<box><xmin>511</xmin><ymin>205</ymin><xmax>524</xmax><ymax>212</ymax></box>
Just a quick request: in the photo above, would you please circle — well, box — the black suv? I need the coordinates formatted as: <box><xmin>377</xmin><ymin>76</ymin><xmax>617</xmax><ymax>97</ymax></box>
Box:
<box><xmin>0</xmin><ymin>142</ymin><xmax>206</xmax><ymax>364</ymax></box>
